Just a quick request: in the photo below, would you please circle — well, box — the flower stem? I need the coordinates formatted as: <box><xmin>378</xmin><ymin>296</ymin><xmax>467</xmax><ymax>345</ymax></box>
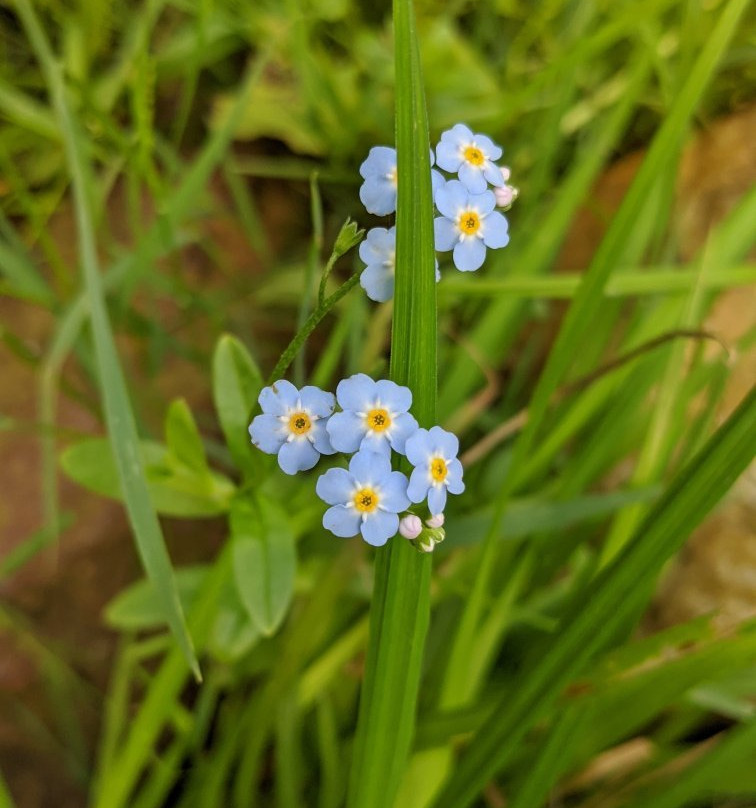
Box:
<box><xmin>266</xmin><ymin>273</ymin><xmax>360</xmax><ymax>386</ymax></box>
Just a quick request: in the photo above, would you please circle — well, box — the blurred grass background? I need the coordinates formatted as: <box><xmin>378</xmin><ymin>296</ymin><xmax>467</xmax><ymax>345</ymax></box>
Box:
<box><xmin>1</xmin><ymin>0</ymin><xmax>755</xmax><ymax>806</ymax></box>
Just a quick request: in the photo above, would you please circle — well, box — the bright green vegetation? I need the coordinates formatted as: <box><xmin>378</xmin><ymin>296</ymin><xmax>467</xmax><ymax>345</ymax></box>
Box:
<box><xmin>1</xmin><ymin>0</ymin><xmax>755</xmax><ymax>807</ymax></box>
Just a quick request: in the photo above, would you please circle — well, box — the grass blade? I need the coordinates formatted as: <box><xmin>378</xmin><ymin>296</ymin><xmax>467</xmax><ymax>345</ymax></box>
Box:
<box><xmin>432</xmin><ymin>383</ymin><xmax>756</xmax><ymax>807</ymax></box>
<box><xmin>15</xmin><ymin>0</ymin><xmax>200</xmax><ymax>678</ymax></box>
<box><xmin>346</xmin><ymin>0</ymin><xmax>436</xmax><ymax>804</ymax></box>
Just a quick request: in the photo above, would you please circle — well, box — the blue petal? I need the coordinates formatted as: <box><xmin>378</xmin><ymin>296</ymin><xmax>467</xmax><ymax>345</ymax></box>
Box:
<box><xmin>359</xmin><ymin>177</ymin><xmax>396</xmax><ymax>216</ymax></box>
<box><xmin>445</xmin><ymin>459</ymin><xmax>465</xmax><ymax>494</ymax></box>
<box><xmin>453</xmin><ymin>238</ymin><xmax>486</xmax><ymax>272</ymax></box>
<box><xmin>474</xmin><ymin>190</ymin><xmax>496</xmax><ymax>216</ymax></box>
<box><xmin>248</xmin><ymin>414</ymin><xmax>286</xmax><ymax>454</ymax></box>
<box><xmin>435</xmin><ymin>124</ymin><xmax>472</xmax><ymax>171</ymax></box>
<box><xmin>359</xmin><ymin>227</ymin><xmax>395</xmax><ymax>265</ymax></box>
<box><xmin>278</xmin><ymin>439</ymin><xmax>319</xmax><ymax>475</ymax></box>
<box><xmin>483</xmin><ymin>161</ymin><xmax>505</xmax><ymax>186</ymax></box>
<box><xmin>323</xmin><ymin>505</ymin><xmax>361</xmax><ymax>537</ymax></box>
<box><xmin>258</xmin><ymin>379</ymin><xmax>299</xmax><ymax>414</ymax></box>
<box><xmin>431</xmin><ymin>169</ymin><xmax>445</xmax><ymax>198</ymax></box>
<box><xmin>458</xmin><ymin>161</ymin><xmax>487</xmax><ymax>194</ymax></box>
<box><xmin>360</xmin><ymin>146</ymin><xmax>396</xmax><ymax>178</ymax></box>
<box><xmin>359</xmin><ymin>431</ymin><xmax>392</xmax><ymax>456</ymax></box>
<box><xmin>360</xmin><ymin>264</ymin><xmax>394</xmax><ymax>303</ymax></box>
<box><xmin>435</xmin><ymin>140</ymin><xmax>462</xmax><ymax>172</ymax></box>
<box><xmin>316</xmin><ymin>467</ymin><xmax>354</xmax><ymax>505</ymax></box>
<box><xmin>407</xmin><ymin>466</ymin><xmax>430</xmax><ymax>504</ymax></box>
<box><xmin>349</xmin><ymin>450</ymin><xmax>391</xmax><ymax>485</ymax></box>
<box><xmin>435</xmin><ymin>180</ymin><xmax>468</xmax><ymax>219</ymax></box>
<box><xmin>388</xmin><ymin>412</ymin><xmax>419</xmax><ymax>455</ymax></box>
<box><xmin>448</xmin><ymin>123</ymin><xmax>474</xmax><ymax>143</ymax></box>
<box><xmin>474</xmin><ymin>134</ymin><xmax>502</xmax><ymax>161</ymax></box>
<box><xmin>428</xmin><ymin>426</ymin><xmax>460</xmax><ymax>459</ymax></box>
<box><xmin>428</xmin><ymin>484</ymin><xmax>448</xmax><ymax>514</ymax></box>
<box><xmin>300</xmin><ymin>386</ymin><xmax>335</xmax><ymax>418</ymax></box>
<box><xmin>336</xmin><ymin>373</ymin><xmax>376</xmax><ymax>412</ymax></box>
<box><xmin>374</xmin><ymin>379</ymin><xmax>412</xmax><ymax>413</ymax></box>
<box><xmin>379</xmin><ymin>471</ymin><xmax>411</xmax><ymax>512</ymax></box>
<box><xmin>482</xmin><ymin>211</ymin><xmax>510</xmax><ymax>249</ymax></box>
<box><xmin>361</xmin><ymin>510</ymin><xmax>398</xmax><ymax>546</ymax></box>
<box><xmin>405</xmin><ymin>428</ymin><xmax>432</xmax><ymax>466</ymax></box>
<box><xmin>326</xmin><ymin>410</ymin><xmax>365</xmax><ymax>453</ymax></box>
<box><xmin>311</xmin><ymin>419</ymin><xmax>336</xmax><ymax>455</ymax></box>
<box><xmin>434</xmin><ymin>217</ymin><xmax>459</xmax><ymax>252</ymax></box>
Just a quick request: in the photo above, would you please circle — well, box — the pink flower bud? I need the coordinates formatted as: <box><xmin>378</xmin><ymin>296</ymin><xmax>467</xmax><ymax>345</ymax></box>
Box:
<box><xmin>494</xmin><ymin>184</ymin><xmax>518</xmax><ymax>208</ymax></box>
<box><xmin>426</xmin><ymin>513</ymin><xmax>445</xmax><ymax>529</ymax></box>
<box><xmin>399</xmin><ymin>514</ymin><xmax>423</xmax><ymax>540</ymax></box>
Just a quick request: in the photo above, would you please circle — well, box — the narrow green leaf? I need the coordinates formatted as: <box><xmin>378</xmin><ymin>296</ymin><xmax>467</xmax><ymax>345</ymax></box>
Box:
<box><xmin>622</xmin><ymin>719</ymin><xmax>756</xmax><ymax>808</ymax></box>
<box><xmin>14</xmin><ymin>0</ymin><xmax>200</xmax><ymax>678</ymax></box>
<box><xmin>212</xmin><ymin>334</ymin><xmax>264</xmax><ymax>476</ymax></box>
<box><xmin>432</xmin><ymin>383</ymin><xmax>756</xmax><ymax>808</ymax></box>
<box><xmin>0</xmin><ymin>237</ymin><xmax>54</xmax><ymax>306</ymax></box>
<box><xmin>165</xmin><ymin>398</ymin><xmax>208</xmax><ymax>473</ymax></box>
<box><xmin>346</xmin><ymin>0</ymin><xmax>435</xmax><ymax>805</ymax></box>
<box><xmin>231</xmin><ymin>495</ymin><xmax>296</xmax><ymax>636</ymax></box>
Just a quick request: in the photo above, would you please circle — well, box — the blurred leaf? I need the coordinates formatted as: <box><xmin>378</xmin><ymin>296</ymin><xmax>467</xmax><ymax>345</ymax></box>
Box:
<box><xmin>165</xmin><ymin>398</ymin><xmax>208</xmax><ymax>474</ymax></box>
<box><xmin>445</xmin><ymin>487</ymin><xmax>660</xmax><ymax>547</ymax></box>
<box><xmin>60</xmin><ymin>438</ymin><xmax>234</xmax><ymax>517</ymax></box>
<box><xmin>212</xmin><ymin>334</ymin><xmax>264</xmax><ymax>477</ymax></box>
<box><xmin>105</xmin><ymin>567</ymin><xmax>209</xmax><ymax>631</ymax></box>
<box><xmin>433</xmin><ymin>380</ymin><xmax>756</xmax><ymax>807</ymax></box>
<box><xmin>212</xmin><ymin>67</ymin><xmax>327</xmax><ymax>155</ymax></box>
<box><xmin>106</xmin><ymin>562</ymin><xmax>260</xmax><ymax>664</ymax></box>
<box><xmin>231</xmin><ymin>495</ymin><xmax>296</xmax><ymax>636</ymax></box>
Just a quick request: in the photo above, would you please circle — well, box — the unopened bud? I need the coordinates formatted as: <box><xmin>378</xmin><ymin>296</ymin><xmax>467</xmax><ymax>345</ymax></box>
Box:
<box><xmin>494</xmin><ymin>184</ymin><xmax>519</xmax><ymax>209</ymax></box>
<box><xmin>426</xmin><ymin>513</ymin><xmax>445</xmax><ymax>529</ymax></box>
<box><xmin>399</xmin><ymin>514</ymin><xmax>423</xmax><ymax>540</ymax></box>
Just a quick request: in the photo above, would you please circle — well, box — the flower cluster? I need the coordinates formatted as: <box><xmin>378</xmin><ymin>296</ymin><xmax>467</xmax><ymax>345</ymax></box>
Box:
<box><xmin>249</xmin><ymin>375</ymin><xmax>464</xmax><ymax>549</ymax></box>
<box><xmin>357</xmin><ymin>122</ymin><xmax>518</xmax><ymax>297</ymax></box>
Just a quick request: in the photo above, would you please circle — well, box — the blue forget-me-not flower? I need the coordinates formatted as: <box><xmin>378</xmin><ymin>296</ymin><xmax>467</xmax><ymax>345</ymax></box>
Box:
<box><xmin>316</xmin><ymin>450</ymin><xmax>411</xmax><ymax>546</ymax></box>
<box><xmin>434</xmin><ymin>180</ymin><xmax>509</xmax><ymax>271</ymax></box>
<box><xmin>435</xmin><ymin>123</ymin><xmax>505</xmax><ymax>194</ymax></box>
<box><xmin>359</xmin><ymin>146</ymin><xmax>444</xmax><ymax>216</ymax></box>
<box><xmin>249</xmin><ymin>380</ymin><xmax>336</xmax><ymax>475</ymax></box>
<box><xmin>405</xmin><ymin>425</ymin><xmax>465</xmax><ymax>515</ymax></box>
<box><xmin>327</xmin><ymin>373</ymin><xmax>419</xmax><ymax>456</ymax></box>
<box><xmin>359</xmin><ymin>225</ymin><xmax>440</xmax><ymax>302</ymax></box>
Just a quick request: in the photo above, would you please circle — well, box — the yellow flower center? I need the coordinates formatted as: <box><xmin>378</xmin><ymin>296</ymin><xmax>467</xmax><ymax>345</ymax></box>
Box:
<box><xmin>458</xmin><ymin>211</ymin><xmax>481</xmax><ymax>235</ymax></box>
<box><xmin>353</xmin><ymin>487</ymin><xmax>379</xmax><ymax>513</ymax></box>
<box><xmin>463</xmin><ymin>145</ymin><xmax>485</xmax><ymax>166</ymax></box>
<box><xmin>388</xmin><ymin>166</ymin><xmax>398</xmax><ymax>188</ymax></box>
<box><xmin>288</xmin><ymin>411</ymin><xmax>312</xmax><ymax>436</ymax></box>
<box><xmin>365</xmin><ymin>408</ymin><xmax>392</xmax><ymax>432</ymax></box>
<box><xmin>430</xmin><ymin>457</ymin><xmax>448</xmax><ymax>483</ymax></box>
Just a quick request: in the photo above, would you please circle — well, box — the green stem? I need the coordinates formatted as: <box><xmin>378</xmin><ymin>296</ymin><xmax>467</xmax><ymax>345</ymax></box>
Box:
<box><xmin>267</xmin><ymin>274</ymin><xmax>360</xmax><ymax>386</ymax></box>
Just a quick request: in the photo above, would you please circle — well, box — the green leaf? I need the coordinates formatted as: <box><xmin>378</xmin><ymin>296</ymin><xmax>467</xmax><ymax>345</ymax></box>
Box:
<box><xmin>165</xmin><ymin>398</ymin><xmax>208</xmax><ymax>474</ymax></box>
<box><xmin>444</xmin><ymin>487</ymin><xmax>660</xmax><ymax>547</ymax></box>
<box><xmin>432</xmin><ymin>383</ymin><xmax>756</xmax><ymax>807</ymax></box>
<box><xmin>15</xmin><ymin>0</ymin><xmax>200</xmax><ymax>678</ymax></box>
<box><xmin>105</xmin><ymin>567</ymin><xmax>209</xmax><ymax>631</ymax></box>
<box><xmin>105</xmin><ymin>563</ymin><xmax>260</xmax><ymax>664</ymax></box>
<box><xmin>346</xmin><ymin>1</ymin><xmax>435</xmax><ymax>806</ymax></box>
<box><xmin>212</xmin><ymin>334</ymin><xmax>264</xmax><ymax>476</ymax></box>
<box><xmin>60</xmin><ymin>438</ymin><xmax>234</xmax><ymax>517</ymax></box>
<box><xmin>231</xmin><ymin>495</ymin><xmax>296</xmax><ymax>637</ymax></box>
